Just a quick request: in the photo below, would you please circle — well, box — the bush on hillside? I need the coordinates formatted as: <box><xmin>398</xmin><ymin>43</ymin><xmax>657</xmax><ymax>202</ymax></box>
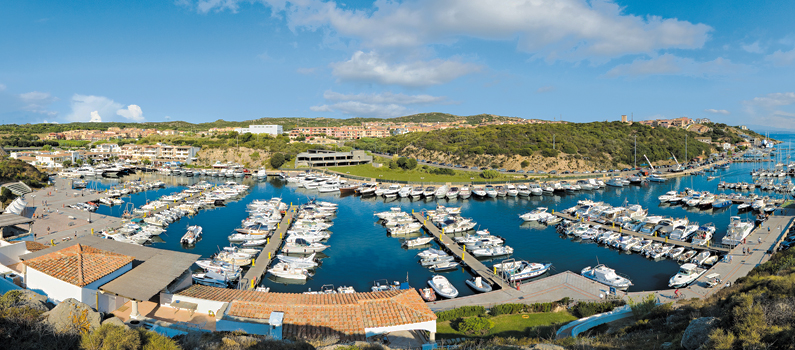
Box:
<box><xmin>571</xmin><ymin>300</ymin><xmax>625</xmax><ymax>318</ymax></box>
<box><xmin>270</xmin><ymin>153</ymin><xmax>285</xmax><ymax>168</ymax></box>
<box><xmin>457</xmin><ymin>317</ymin><xmax>494</xmax><ymax>335</ymax></box>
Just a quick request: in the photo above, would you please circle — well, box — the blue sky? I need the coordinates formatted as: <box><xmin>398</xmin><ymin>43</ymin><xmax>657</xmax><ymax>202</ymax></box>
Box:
<box><xmin>2</xmin><ymin>0</ymin><xmax>795</xmax><ymax>131</ymax></box>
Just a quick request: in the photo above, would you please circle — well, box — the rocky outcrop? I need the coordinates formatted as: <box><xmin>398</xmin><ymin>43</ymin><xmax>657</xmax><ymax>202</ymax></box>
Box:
<box><xmin>101</xmin><ymin>316</ymin><xmax>129</xmax><ymax>329</ymax></box>
<box><xmin>523</xmin><ymin>344</ymin><xmax>566</xmax><ymax>350</ymax></box>
<box><xmin>5</xmin><ymin>289</ymin><xmax>52</xmax><ymax>311</ymax></box>
<box><xmin>42</xmin><ymin>298</ymin><xmax>102</xmax><ymax>334</ymax></box>
<box><xmin>681</xmin><ymin>317</ymin><xmax>719</xmax><ymax>350</ymax></box>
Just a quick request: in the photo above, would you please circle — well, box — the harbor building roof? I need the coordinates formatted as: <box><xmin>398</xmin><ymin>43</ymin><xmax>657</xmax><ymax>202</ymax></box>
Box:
<box><xmin>21</xmin><ymin>236</ymin><xmax>199</xmax><ymax>301</ymax></box>
<box><xmin>25</xmin><ymin>240</ymin><xmax>55</xmax><ymax>252</ymax></box>
<box><xmin>24</xmin><ymin>244</ymin><xmax>134</xmax><ymax>287</ymax></box>
<box><xmin>178</xmin><ymin>285</ymin><xmax>436</xmax><ymax>340</ymax></box>
<box><xmin>0</xmin><ymin>214</ymin><xmax>34</xmax><ymax>227</ymax></box>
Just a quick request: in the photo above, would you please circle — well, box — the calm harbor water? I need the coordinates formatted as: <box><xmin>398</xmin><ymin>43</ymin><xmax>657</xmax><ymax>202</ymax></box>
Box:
<box><xmin>83</xmin><ymin>133</ymin><xmax>794</xmax><ymax>297</ymax></box>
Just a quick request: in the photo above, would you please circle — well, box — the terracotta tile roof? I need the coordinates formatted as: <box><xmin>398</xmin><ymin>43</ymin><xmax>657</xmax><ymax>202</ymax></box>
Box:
<box><xmin>24</xmin><ymin>241</ymin><xmax>49</xmax><ymax>252</ymax></box>
<box><xmin>178</xmin><ymin>285</ymin><xmax>436</xmax><ymax>340</ymax></box>
<box><xmin>25</xmin><ymin>244</ymin><xmax>134</xmax><ymax>287</ymax></box>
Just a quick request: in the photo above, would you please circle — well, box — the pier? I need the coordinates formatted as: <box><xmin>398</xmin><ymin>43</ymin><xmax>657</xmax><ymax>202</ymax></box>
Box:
<box><xmin>551</xmin><ymin>212</ymin><xmax>732</xmax><ymax>253</ymax></box>
<box><xmin>412</xmin><ymin>212</ymin><xmax>512</xmax><ymax>291</ymax></box>
<box><xmin>240</xmin><ymin>206</ymin><xmax>297</xmax><ymax>289</ymax></box>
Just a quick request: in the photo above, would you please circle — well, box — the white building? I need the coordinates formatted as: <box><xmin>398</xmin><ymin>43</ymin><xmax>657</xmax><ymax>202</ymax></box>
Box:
<box><xmin>234</xmin><ymin>125</ymin><xmax>283</xmax><ymax>136</ymax></box>
<box><xmin>93</xmin><ymin>143</ymin><xmax>122</xmax><ymax>153</ymax></box>
<box><xmin>24</xmin><ymin>244</ymin><xmax>134</xmax><ymax>313</ymax></box>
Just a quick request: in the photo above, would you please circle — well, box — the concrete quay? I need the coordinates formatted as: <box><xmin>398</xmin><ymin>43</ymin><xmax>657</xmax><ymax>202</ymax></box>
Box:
<box><xmin>240</xmin><ymin>206</ymin><xmax>297</xmax><ymax>289</ymax></box>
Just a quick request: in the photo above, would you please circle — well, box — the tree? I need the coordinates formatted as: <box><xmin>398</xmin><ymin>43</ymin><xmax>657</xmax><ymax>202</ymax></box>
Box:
<box><xmin>142</xmin><ymin>159</ymin><xmax>151</xmax><ymax>165</ymax></box>
<box><xmin>62</xmin><ymin>159</ymin><xmax>72</xmax><ymax>168</ymax></box>
<box><xmin>521</xmin><ymin>160</ymin><xmax>530</xmax><ymax>168</ymax></box>
<box><xmin>270</xmin><ymin>153</ymin><xmax>285</xmax><ymax>168</ymax></box>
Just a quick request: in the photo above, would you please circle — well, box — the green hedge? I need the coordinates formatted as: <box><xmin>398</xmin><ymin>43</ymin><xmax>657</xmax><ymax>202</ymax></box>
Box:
<box><xmin>571</xmin><ymin>300</ymin><xmax>625</xmax><ymax>318</ymax></box>
<box><xmin>490</xmin><ymin>302</ymin><xmax>558</xmax><ymax>316</ymax></box>
<box><xmin>435</xmin><ymin>306</ymin><xmax>486</xmax><ymax>322</ymax></box>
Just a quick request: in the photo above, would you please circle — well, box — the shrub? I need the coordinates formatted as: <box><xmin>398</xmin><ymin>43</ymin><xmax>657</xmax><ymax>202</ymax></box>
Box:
<box><xmin>81</xmin><ymin>324</ymin><xmax>141</xmax><ymax>350</ymax></box>
<box><xmin>430</xmin><ymin>167</ymin><xmax>455</xmax><ymax>176</ymax></box>
<box><xmin>572</xmin><ymin>300</ymin><xmax>625</xmax><ymax>318</ymax></box>
<box><xmin>435</xmin><ymin>306</ymin><xmax>485</xmax><ymax>322</ymax></box>
<box><xmin>139</xmin><ymin>328</ymin><xmax>181</xmax><ymax>350</ymax></box>
<box><xmin>480</xmin><ymin>169</ymin><xmax>499</xmax><ymax>179</ymax></box>
<box><xmin>520</xmin><ymin>160</ymin><xmax>530</xmax><ymax>168</ymax></box>
<box><xmin>457</xmin><ymin>317</ymin><xmax>494</xmax><ymax>335</ymax></box>
<box><xmin>628</xmin><ymin>293</ymin><xmax>657</xmax><ymax>320</ymax></box>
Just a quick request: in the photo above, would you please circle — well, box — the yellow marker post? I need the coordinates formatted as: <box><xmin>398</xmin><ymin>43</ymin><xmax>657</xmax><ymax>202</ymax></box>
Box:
<box><xmin>462</xmin><ymin>245</ymin><xmax>466</xmax><ymax>259</ymax></box>
<box><xmin>552</xmin><ymin>209</ymin><xmax>554</xmax><ymax>214</ymax></box>
<box><xmin>278</xmin><ymin>223</ymin><xmax>280</xmax><ymax>229</ymax></box>
<box><xmin>50</xmin><ymin>239</ymin><xmax>54</xmax><ymax>246</ymax></box>
<box><xmin>619</xmin><ymin>227</ymin><xmax>622</xmax><ymax>233</ymax></box>
<box><xmin>251</xmin><ymin>258</ymin><xmax>255</xmax><ymax>266</ymax></box>
<box><xmin>494</xmin><ymin>267</ymin><xmax>497</xmax><ymax>274</ymax></box>
<box><xmin>251</xmin><ymin>280</ymin><xmax>255</xmax><ymax>289</ymax></box>
<box><xmin>280</xmin><ymin>232</ymin><xmax>282</xmax><ymax>239</ymax></box>
<box><xmin>267</xmin><ymin>237</ymin><xmax>269</xmax><ymax>244</ymax></box>
<box><xmin>268</xmin><ymin>252</ymin><xmax>271</xmax><ymax>259</ymax></box>
<box><xmin>665</xmin><ymin>237</ymin><xmax>668</xmax><ymax>243</ymax></box>
<box><xmin>91</xmin><ymin>228</ymin><xmax>94</xmax><ymax>235</ymax></box>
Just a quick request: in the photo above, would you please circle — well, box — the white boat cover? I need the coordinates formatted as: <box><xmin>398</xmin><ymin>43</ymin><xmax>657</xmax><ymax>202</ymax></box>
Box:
<box><xmin>4</xmin><ymin>197</ymin><xmax>27</xmax><ymax>215</ymax></box>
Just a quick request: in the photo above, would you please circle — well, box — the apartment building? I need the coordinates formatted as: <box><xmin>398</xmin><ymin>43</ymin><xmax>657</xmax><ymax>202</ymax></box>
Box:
<box><xmin>119</xmin><ymin>144</ymin><xmax>200</xmax><ymax>164</ymax></box>
<box><xmin>234</xmin><ymin>124</ymin><xmax>283</xmax><ymax>136</ymax></box>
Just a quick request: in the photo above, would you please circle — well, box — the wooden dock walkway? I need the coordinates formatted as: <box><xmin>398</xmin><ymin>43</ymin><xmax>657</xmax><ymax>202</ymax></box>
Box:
<box><xmin>241</xmin><ymin>206</ymin><xmax>297</xmax><ymax>289</ymax></box>
<box><xmin>412</xmin><ymin>212</ymin><xmax>512</xmax><ymax>291</ymax></box>
<box><xmin>553</xmin><ymin>212</ymin><xmax>732</xmax><ymax>253</ymax></box>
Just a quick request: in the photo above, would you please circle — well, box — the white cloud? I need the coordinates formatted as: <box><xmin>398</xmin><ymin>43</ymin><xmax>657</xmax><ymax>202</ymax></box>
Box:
<box><xmin>311</xmin><ymin>90</ymin><xmax>450</xmax><ymax>117</ymax></box>
<box><xmin>116</xmin><ymin>104</ymin><xmax>144</xmax><ymax>122</ymax></box>
<box><xmin>741</xmin><ymin>41</ymin><xmax>764</xmax><ymax>54</ymax></box>
<box><xmin>89</xmin><ymin>111</ymin><xmax>102</xmax><ymax>122</ymax></box>
<box><xmin>330</xmin><ymin>51</ymin><xmax>481</xmax><ymax>87</ymax></box>
<box><xmin>18</xmin><ymin>91</ymin><xmax>58</xmax><ymax>116</ymax></box>
<box><xmin>322</xmin><ymin>90</ymin><xmax>448</xmax><ymax>105</ymax></box>
<box><xmin>765</xmin><ymin>48</ymin><xmax>795</xmax><ymax>66</ymax></box>
<box><xmin>312</xmin><ymin>101</ymin><xmax>408</xmax><ymax>118</ymax></box>
<box><xmin>746</xmin><ymin>92</ymin><xmax>795</xmax><ymax>108</ymax></box>
<box><xmin>192</xmin><ymin>0</ymin><xmax>711</xmax><ymax>62</ymax></box>
<box><xmin>66</xmin><ymin>94</ymin><xmax>123</xmax><ymax>122</ymax></box>
<box><xmin>604</xmin><ymin>54</ymin><xmax>747</xmax><ymax>78</ymax></box>
<box><xmin>704</xmin><ymin>109</ymin><xmax>729</xmax><ymax>115</ymax></box>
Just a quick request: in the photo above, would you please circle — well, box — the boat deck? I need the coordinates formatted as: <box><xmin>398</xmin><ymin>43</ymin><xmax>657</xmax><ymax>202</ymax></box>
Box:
<box><xmin>552</xmin><ymin>212</ymin><xmax>732</xmax><ymax>253</ymax></box>
<box><xmin>412</xmin><ymin>212</ymin><xmax>512</xmax><ymax>291</ymax></box>
<box><xmin>240</xmin><ymin>206</ymin><xmax>296</xmax><ymax>289</ymax></box>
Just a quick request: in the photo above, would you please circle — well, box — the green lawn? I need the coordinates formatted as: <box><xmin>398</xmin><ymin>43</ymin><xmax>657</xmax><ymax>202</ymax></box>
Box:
<box><xmin>326</xmin><ymin>164</ymin><xmax>520</xmax><ymax>183</ymax></box>
<box><xmin>436</xmin><ymin>312</ymin><xmax>577</xmax><ymax>339</ymax></box>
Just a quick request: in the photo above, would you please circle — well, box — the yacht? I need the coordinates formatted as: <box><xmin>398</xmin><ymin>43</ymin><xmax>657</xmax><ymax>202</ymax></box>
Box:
<box><xmin>581</xmin><ymin>264</ymin><xmax>633</xmax><ymax>289</ymax></box>
<box><xmin>519</xmin><ymin>207</ymin><xmax>550</xmax><ymax>222</ymax></box>
<box><xmin>691</xmin><ymin>223</ymin><xmax>716</xmax><ymax>246</ymax></box>
<box><xmin>398</xmin><ymin>186</ymin><xmax>412</xmax><ymax>198</ymax></box>
<box><xmin>470</xmin><ymin>245</ymin><xmax>514</xmax><ymax>258</ymax></box>
<box><xmin>648</xmin><ymin>173</ymin><xmax>665</xmax><ymax>182</ymax></box>
<box><xmin>427</xmin><ymin>275</ymin><xmax>458</xmax><ymax>299</ymax></box>
<box><xmin>410</xmin><ymin>186</ymin><xmax>424</xmax><ymax>199</ymax></box>
<box><xmin>721</xmin><ymin>216</ymin><xmax>754</xmax><ymax>245</ymax></box>
<box><xmin>668</xmin><ymin>263</ymin><xmax>705</xmax><ymax>288</ymax></box>
<box><xmin>472</xmin><ymin>186</ymin><xmax>487</xmax><ymax>197</ymax></box>
<box><xmin>529</xmin><ymin>184</ymin><xmax>543</xmax><ymax>196</ymax></box>
<box><xmin>434</xmin><ymin>185</ymin><xmax>449</xmax><ymax>199</ymax></box>
<box><xmin>517</xmin><ymin>185</ymin><xmax>530</xmax><ymax>197</ymax></box>
<box><xmin>445</xmin><ymin>187</ymin><xmax>460</xmax><ymax>199</ymax></box>
<box><xmin>485</xmin><ymin>185</ymin><xmax>498</xmax><ymax>198</ymax></box>
<box><xmin>192</xmin><ymin>272</ymin><xmax>229</xmax><ymax>288</ymax></box>
<box><xmin>268</xmin><ymin>262</ymin><xmax>312</xmax><ymax>280</ymax></box>
<box><xmin>492</xmin><ymin>261</ymin><xmax>551</xmax><ymax>281</ymax></box>
<box><xmin>383</xmin><ymin>184</ymin><xmax>401</xmax><ymax>198</ymax></box>
<box><xmin>669</xmin><ymin>224</ymin><xmax>699</xmax><ymax>241</ymax></box>
<box><xmin>505</xmin><ymin>184</ymin><xmax>519</xmax><ymax>197</ymax></box>
<box><xmin>606</xmin><ymin>178</ymin><xmax>624</xmax><ymax>187</ymax></box>
<box><xmin>423</xmin><ymin>186</ymin><xmax>436</xmax><ymax>198</ymax></box>
<box><xmin>458</xmin><ymin>186</ymin><xmax>472</xmax><ymax>199</ymax></box>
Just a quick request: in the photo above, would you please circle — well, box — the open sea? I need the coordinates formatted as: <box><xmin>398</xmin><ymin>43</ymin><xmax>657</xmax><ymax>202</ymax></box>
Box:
<box><xmin>83</xmin><ymin>133</ymin><xmax>795</xmax><ymax>297</ymax></box>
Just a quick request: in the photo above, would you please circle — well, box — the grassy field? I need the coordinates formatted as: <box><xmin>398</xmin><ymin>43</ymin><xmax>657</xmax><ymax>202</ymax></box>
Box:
<box><xmin>436</xmin><ymin>312</ymin><xmax>577</xmax><ymax>339</ymax></box>
<box><xmin>325</xmin><ymin>163</ymin><xmax>527</xmax><ymax>183</ymax></box>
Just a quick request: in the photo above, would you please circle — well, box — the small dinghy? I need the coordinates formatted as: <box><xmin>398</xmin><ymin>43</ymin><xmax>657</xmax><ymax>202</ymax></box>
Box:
<box><xmin>419</xmin><ymin>287</ymin><xmax>436</xmax><ymax>302</ymax></box>
<box><xmin>465</xmin><ymin>276</ymin><xmax>492</xmax><ymax>293</ymax></box>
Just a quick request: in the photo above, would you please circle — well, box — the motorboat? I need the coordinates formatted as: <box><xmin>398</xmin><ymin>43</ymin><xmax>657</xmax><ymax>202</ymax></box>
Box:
<box><xmin>670</xmin><ymin>224</ymin><xmax>699</xmax><ymax>241</ymax></box>
<box><xmin>419</xmin><ymin>287</ymin><xmax>436</xmax><ymax>302</ymax></box>
<box><xmin>470</xmin><ymin>245</ymin><xmax>514</xmax><ymax>257</ymax></box>
<box><xmin>403</xmin><ymin>236</ymin><xmax>434</xmax><ymax>247</ymax></box>
<box><xmin>268</xmin><ymin>262</ymin><xmax>312</xmax><ymax>280</ymax></box>
<box><xmin>668</xmin><ymin>247</ymin><xmax>685</xmax><ymax>259</ymax></box>
<box><xmin>721</xmin><ymin>216</ymin><xmax>754</xmax><ymax>245</ymax></box>
<box><xmin>192</xmin><ymin>272</ymin><xmax>228</xmax><ymax>288</ymax></box>
<box><xmin>282</xmin><ymin>239</ymin><xmax>329</xmax><ymax>254</ymax></box>
<box><xmin>430</xmin><ymin>261</ymin><xmax>460</xmax><ymax>272</ymax></box>
<box><xmin>668</xmin><ymin>263</ymin><xmax>705</xmax><ymax>288</ymax></box>
<box><xmin>506</xmin><ymin>184</ymin><xmax>519</xmax><ymax>197</ymax></box>
<box><xmin>465</xmin><ymin>277</ymin><xmax>493</xmax><ymax>293</ymax></box>
<box><xmin>434</xmin><ymin>185</ymin><xmax>449</xmax><ymax>199</ymax></box>
<box><xmin>581</xmin><ymin>264</ymin><xmax>632</xmax><ymax>290</ymax></box>
<box><xmin>648</xmin><ymin>173</ymin><xmax>665</xmax><ymax>182</ymax></box>
<box><xmin>485</xmin><ymin>185</ymin><xmax>498</xmax><ymax>198</ymax></box>
<box><xmin>398</xmin><ymin>186</ymin><xmax>412</xmax><ymax>198</ymax></box>
<box><xmin>458</xmin><ymin>186</ymin><xmax>472</xmax><ymax>199</ymax></box>
<box><xmin>420</xmin><ymin>255</ymin><xmax>455</xmax><ymax>266</ymax></box>
<box><xmin>691</xmin><ymin>251</ymin><xmax>711</xmax><ymax>266</ymax></box>
<box><xmin>428</xmin><ymin>275</ymin><xmax>459</xmax><ymax>299</ymax></box>
<box><xmin>678</xmin><ymin>250</ymin><xmax>698</xmax><ymax>263</ymax></box>
<box><xmin>180</xmin><ymin>225</ymin><xmax>203</xmax><ymax>245</ymax></box>
<box><xmin>691</xmin><ymin>223</ymin><xmax>716</xmax><ymax>246</ymax></box>
<box><xmin>519</xmin><ymin>207</ymin><xmax>550</xmax><ymax>222</ymax></box>
<box><xmin>517</xmin><ymin>185</ymin><xmax>530</xmax><ymax>197</ymax></box>
<box><xmin>606</xmin><ymin>178</ymin><xmax>624</xmax><ymax>187</ymax></box>
<box><xmin>410</xmin><ymin>186</ymin><xmax>424</xmax><ymax>199</ymax></box>
<box><xmin>493</xmin><ymin>261</ymin><xmax>551</xmax><ymax>281</ymax></box>
<box><xmin>445</xmin><ymin>187</ymin><xmax>460</xmax><ymax>199</ymax></box>
<box><xmin>423</xmin><ymin>186</ymin><xmax>436</xmax><ymax>198</ymax></box>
